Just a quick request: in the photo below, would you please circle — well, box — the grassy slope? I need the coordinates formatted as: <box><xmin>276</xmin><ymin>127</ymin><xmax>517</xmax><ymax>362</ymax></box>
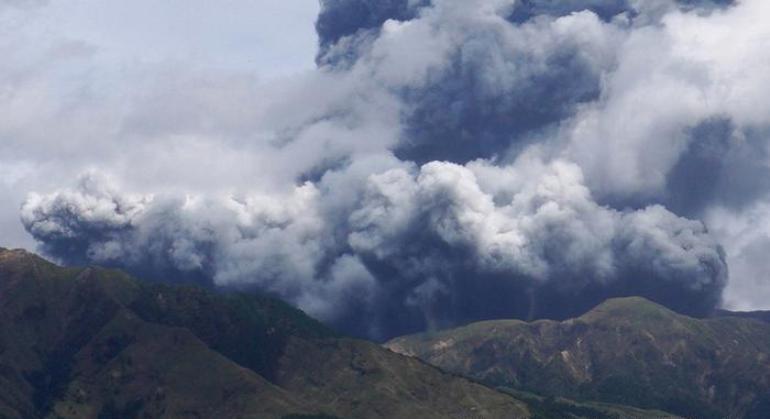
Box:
<box><xmin>0</xmin><ymin>248</ymin><xmax>531</xmax><ymax>419</ymax></box>
<box><xmin>0</xmin><ymin>248</ymin><xmax>315</xmax><ymax>419</ymax></box>
<box><xmin>386</xmin><ymin>297</ymin><xmax>770</xmax><ymax>419</ymax></box>
<box><xmin>500</xmin><ymin>388</ymin><xmax>682</xmax><ymax>419</ymax></box>
<box><xmin>276</xmin><ymin>337</ymin><xmax>529</xmax><ymax>419</ymax></box>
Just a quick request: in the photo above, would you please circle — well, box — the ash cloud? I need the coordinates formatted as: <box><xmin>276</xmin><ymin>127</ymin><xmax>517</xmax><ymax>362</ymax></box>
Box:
<box><xmin>16</xmin><ymin>0</ymin><xmax>770</xmax><ymax>337</ymax></box>
<box><xmin>316</xmin><ymin>0</ymin><xmax>429</xmax><ymax>63</ymax></box>
<box><xmin>665</xmin><ymin>118</ymin><xmax>770</xmax><ymax>216</ymax></box>
<box><xmin>22</xmin><ymin>157</ymin><xmax>727</xmax><ymax>339</ymax></box>
<box><xmin>317</xmin><ymin>0</ymin><xmax>735</xmax><ymax>164</ymax></box>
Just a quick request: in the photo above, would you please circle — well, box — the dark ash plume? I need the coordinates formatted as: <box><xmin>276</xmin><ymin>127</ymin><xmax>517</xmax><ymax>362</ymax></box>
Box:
<box><xmin>20</xmin><ymin>0</ymin><xmax>766</xmax><ymax>337</ymax></box>
<box><xmin>22</xmin><ymin>160</ymin><xmax>727</xmax><ymax>339</ymax></box>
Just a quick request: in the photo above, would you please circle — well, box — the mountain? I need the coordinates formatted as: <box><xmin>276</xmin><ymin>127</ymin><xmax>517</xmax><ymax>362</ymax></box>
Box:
<box><xmin>386</xmin><ymin>297</ymin><xmax>770</xmax><ymax>419</ymax></box>
<box><xmin>0</xmin><ymin>247</ymin><xmax>531</xmax><ymax>419</ymax></box>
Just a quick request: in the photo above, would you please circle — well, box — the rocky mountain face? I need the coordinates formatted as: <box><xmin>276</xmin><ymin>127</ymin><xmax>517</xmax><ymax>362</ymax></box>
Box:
<box><xmin>0</xmin><ymin>248</ymin><xmax>530</xmax><ymax>419</ymax></box>
<box><xmin>0</xmin><ymin>248</ymin><xmax>702</xmax><ymax>419</ymax></box>
<box><xmin>386</xmin><ymin>297</ymin><xmax>770</xmax><ymax>419</ymax></box>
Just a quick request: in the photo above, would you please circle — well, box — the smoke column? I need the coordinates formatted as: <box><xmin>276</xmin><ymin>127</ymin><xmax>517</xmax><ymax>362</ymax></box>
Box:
<box><xmin>22</xmin><ymin>0</ymin><xmax>770</xmax><ymax>340</ymax></box>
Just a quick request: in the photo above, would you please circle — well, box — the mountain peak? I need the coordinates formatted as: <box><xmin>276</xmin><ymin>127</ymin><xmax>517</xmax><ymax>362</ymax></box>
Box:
<box><xmin>0</xmin><ymin>247</ymin><xmax>53</xmax><ymax>267</ymax></box>
<box><xmin>387</xmin><ymin>295</ymin><xmax>770</xmax><ymax>419</ymax></box>
<box><xmin>578</xmin><ymin>296</ymin><xmax>679</xmax><ymax>323</ymax></box>
<box><xmin>0</xmin><ymin>247</ymin><xmax>55</xmax><ymax>287</ymax></box>
<box><xmin>0</xmin><ymin>249</ymin><xmax>532</xmax><ymax>419</ymax></box>
<box><xmin>0</xmin><ymin>247</ymin><xmax>30</xmax><ymax>260</ymax></box>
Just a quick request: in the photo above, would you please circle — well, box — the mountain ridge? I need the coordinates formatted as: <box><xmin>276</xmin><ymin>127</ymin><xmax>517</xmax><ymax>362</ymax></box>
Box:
<box><xmin>386</xmin><ymin>296</ymin><xmax>770</xmax><ymax>418</ymax></box>
<box><xmin>0</xmin><ymin>248</ymin><xmax>711</xmax><ymax>418</ymax></box>
<box><xmin>0</xmin><ymin>247</ymin><xmax>532</xmax><ymax>419</ymax></box>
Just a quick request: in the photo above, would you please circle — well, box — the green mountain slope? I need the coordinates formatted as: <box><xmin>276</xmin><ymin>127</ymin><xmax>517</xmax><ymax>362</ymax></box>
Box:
<box><xmin>0</xmin><ymin>248</ymin><xmax>530</xmax><ymax>419</ymax></box>
<box><xmin>386</xmin><ymin>297</ymin><xmax>770</xmax><ymax>419</ymax></box>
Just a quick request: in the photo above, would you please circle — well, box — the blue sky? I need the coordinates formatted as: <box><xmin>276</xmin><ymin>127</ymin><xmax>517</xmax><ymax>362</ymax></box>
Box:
<box><xmin>9</xmin><ymin>0</ymin><xmax>320</xmax><ymax>77</ymax></box>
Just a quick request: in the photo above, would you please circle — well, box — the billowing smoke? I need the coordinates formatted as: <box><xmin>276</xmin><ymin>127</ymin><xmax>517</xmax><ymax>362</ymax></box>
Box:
<box><xmin>19</xmin><ymin>0</ymin><xmax>770</xmax><ymax>339</ymax></box>
<box><xmin>22</xmin><ymin>155</ymin><xmax>727</xmax><ymax>339</ymax></box>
